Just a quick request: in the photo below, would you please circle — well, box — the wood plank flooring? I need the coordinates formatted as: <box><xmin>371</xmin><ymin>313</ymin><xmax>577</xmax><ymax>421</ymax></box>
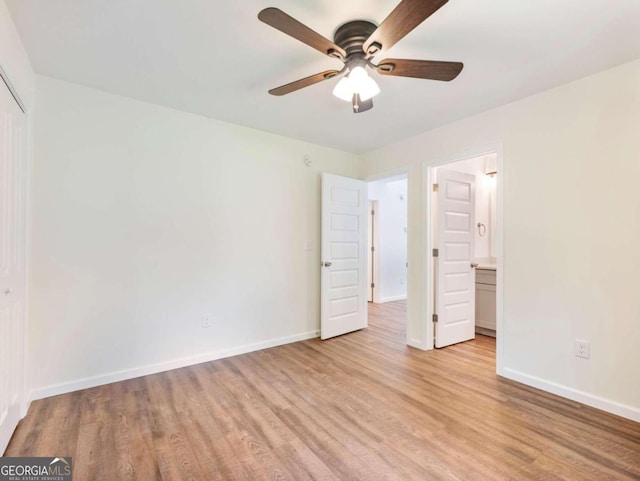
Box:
<box><xmin>6</xmin><ymin>300</ymin><xmax>640</xmax><ymax>480</ymax></box>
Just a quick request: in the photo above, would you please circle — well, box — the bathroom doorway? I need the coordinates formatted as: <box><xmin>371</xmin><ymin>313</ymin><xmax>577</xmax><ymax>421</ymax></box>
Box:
<box><xmin>429</xmin><ymin>153</ymin><xmax>500</xmax><ymax>351</ymax></box>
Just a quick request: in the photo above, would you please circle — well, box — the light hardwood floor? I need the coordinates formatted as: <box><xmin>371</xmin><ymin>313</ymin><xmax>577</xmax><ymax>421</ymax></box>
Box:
<box><xmin>6</xmin><ymin>301</ymin><xmax>640</xmax><ymax>480</ymax></box>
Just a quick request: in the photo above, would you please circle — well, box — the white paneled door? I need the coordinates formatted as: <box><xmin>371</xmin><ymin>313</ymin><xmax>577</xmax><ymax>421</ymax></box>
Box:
<box><xmin>0</xmin><ymin>79</ymin><xmax>27</xmax><ymax>454</ymax></box>
<box><xmin>321</xmin><ymin>173</ymin><xmax>367</xmax><ymax>340</ymax></box>
<box><xmin>435</xmin><ymin>169</ymin><xmax>476</xmax><ymax>348</ymax></box>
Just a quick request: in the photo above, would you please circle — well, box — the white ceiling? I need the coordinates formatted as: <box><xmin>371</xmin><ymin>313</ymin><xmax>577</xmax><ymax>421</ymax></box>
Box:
<box><xmin>6</xmin><ymin>0</ymin><xmax>640</xmax><ymax>153</ymax></box>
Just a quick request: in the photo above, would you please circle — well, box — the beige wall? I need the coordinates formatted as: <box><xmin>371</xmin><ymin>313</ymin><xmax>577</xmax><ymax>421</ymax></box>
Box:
<box><xmin>361</xmin><ymin>59</ymin><xmax>640</xmax><ymax>421</ymax></box>
<box><xmin>30</xmin><ymin>76</ymin><xmax>360</xmax><ymax>398</ymax></box>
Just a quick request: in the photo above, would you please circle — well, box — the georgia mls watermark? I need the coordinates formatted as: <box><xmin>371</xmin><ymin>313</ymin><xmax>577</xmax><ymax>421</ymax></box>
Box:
<box><xmin>0</xmin><ymin>457</ymin><xmax>72</xmax><ymax>481</ymax></box>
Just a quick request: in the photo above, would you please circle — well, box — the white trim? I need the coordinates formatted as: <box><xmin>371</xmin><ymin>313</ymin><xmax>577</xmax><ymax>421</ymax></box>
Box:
<box><xmin>379</xmin><ymin>295</ymin><xmax>407</xmax><ymax>303</ymax></box>
<box><xmin>428</xmin><ymin>144</ymin><xmax>502</xmax><ymax>168</ymax></box>
<box><xmin>28</xmin><ymin>330</ymin><xmax>319</xmax><ymax>402</ymax></box>
<box><xmin>423</xmin><ymin>163</ymin><xmax>433</xmax><ymax>351</ymax></box>
<box><xmin>369</xmin><ymin>200</ymin><xmax>381</xmax><ymax>304</ymax></box>
<box><xmin>417</xmin><ymin>162</ymin><xmax>431</xmax><ymax>351</ymax></box>
<box><xmin>494</xmin><ymin>145</ymin><xmax>505</xmax><ymax>375</ymax></box>
<box><xmin>21</xmin><ymin>91</ymin><xmax>34</xmax><ymax>420</ymax></box>
<box><xmin>502</xmin><ymin>368</ymin><xmax>640</xmax><ymax>423</ymax></box>
<box><xmin>423</xmin><ymin>144</ymin><xmax>504</xmax><ymax>371</ymax></box>
<box><xmin>408</xmin><ymin>338</ymin><xmax>428</xmax><ymax>350</ymax></box>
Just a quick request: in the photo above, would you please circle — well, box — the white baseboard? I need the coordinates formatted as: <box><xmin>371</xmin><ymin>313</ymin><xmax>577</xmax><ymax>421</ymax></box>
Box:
<box><xmin>408</xmin><ymin>338</ymin><xmax>429</xmax><ymax>351</ymax></box>
<box><xmin>379</xmin><ymin>295</ymin><xmax>407</xmax><ymax>303</ymax></box>
<box><xmin>502</xmin><ymin>368</ymin><xmax>640</xmax><ymax>423</ymax></box>
<box><xmin>28</xmin><ymin>330</ymin><xmax>319</xmax><ymax>403</ymax></box>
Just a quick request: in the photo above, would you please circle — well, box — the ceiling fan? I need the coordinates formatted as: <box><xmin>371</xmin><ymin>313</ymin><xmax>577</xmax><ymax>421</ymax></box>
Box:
<box><xmin>258</xmin><ymin>0</ymin><xmax>463</xmax><ymax>113</ymax></box>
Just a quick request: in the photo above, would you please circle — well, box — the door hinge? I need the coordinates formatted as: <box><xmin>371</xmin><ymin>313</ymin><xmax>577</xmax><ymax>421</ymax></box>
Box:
<box><xmin>371</xmin><ymin>246</ymin><xmax>375</xmax><ymax>252</ymax></box>
<box><xmin>433</xmin><ymin>183</ymin><xmax>439</xmax><ymax>192</ymax></box>
<box><xmin>432</xmin><ymin>314</ymin><xmax>438</xmax><ymax>323</ymax></box>
<box><xmin>432</xmin><ymin>248</ymin><xmax>439</xmax><ymax>257</ymax></box>
<box><xmin>371</xmin><ymin>283</ymin><xmax>375</xmax><ymax>288</ymax></box>
<box><xmin>371</xmin><ymin>209</ymin><xmax>375</xmax><ymax>216</ymax></box>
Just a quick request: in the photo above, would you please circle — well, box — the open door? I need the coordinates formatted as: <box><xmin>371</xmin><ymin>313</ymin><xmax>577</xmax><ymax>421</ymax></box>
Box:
<box><xmin>0</xmin><ymin>77</ymin><xmax>27</xmax><ymax>453</ymax></box>
<box><xmin>435</xmin><ymin>169</ymin><xmax>476</xmax><ymax>348</ymax></box>
<box><xmin>321</xmin><ymin>173</ymin><xmax>367</xmax><ymax>339</ymax></box>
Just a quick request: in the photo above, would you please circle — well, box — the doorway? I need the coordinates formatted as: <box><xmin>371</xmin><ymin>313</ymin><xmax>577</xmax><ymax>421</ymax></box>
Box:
<box><xmin>429</xmin><ymin>152</ymin><xmax>501</xmax><ymax>354</ymax></box>
<box><xmin>366</xmin><ymin>174</ymin><xmax>408</xmax><ymax>328</ymax></box>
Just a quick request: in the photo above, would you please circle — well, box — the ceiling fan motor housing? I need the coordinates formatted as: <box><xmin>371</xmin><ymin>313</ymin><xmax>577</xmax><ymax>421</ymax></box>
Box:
<box><xmin>333</xmin><ymin>20</ymin><xmax>378</xmax><ymax>65</ymax></box>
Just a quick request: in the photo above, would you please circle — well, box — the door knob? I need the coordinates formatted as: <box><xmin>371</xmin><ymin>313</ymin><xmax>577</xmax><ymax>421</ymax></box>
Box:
<box><xmin>470</xmin><ymin>262</ymin><xmax>479</xmax><ymax>268</ymax></box>
<box><xmin>4</xmin><ymin>288</ymin><xmax>11</xmax><ymax>295</ymax></box>
<box><xmin>323</xmin><ymin>261</ymin><xmax>332</xmax><ymax>267</ymax></box>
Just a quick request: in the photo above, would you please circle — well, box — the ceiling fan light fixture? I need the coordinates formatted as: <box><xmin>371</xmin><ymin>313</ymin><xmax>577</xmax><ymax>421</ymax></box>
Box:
<box><xmin>350</xmin><ymin>66</ymin><xmax>380</xmax><ymax>101</ymax></box>
<box><xmin>332</xmin><ymin>76</ymin><xmax>354</xmax><ymax>102</ymax></box>
<box><xmin>332</xmin><ymin>66</ymin><xmax>380</xmax><ymax>103</ymax></box>
<box><xmin>358</xmin><ymin>75</ymin><xmax>381</xmax><ymax>101</ymax></box>
<box><xmin>260</xmin><ymin>3</ymin><xmax>464</xmax><ymax>113</ymax></box>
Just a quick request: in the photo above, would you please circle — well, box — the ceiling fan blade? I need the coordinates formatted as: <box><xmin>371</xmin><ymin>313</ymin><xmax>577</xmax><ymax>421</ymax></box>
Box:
<box><xmin>363</xmin><ymin>0</ymin><xmax>448</xmax><ymax>57</ymax></box>
<box><xmin>377</xmin><ymin>59</ymin><xmax>463</xmax><ymax>81</ymax></box>
<box><xmin>352</xmin><ymin>94</ymin><xmax>374</xmax><ymax>114</ymax></box>
<box><xmin>258</xmin><ymin>8</ymin><xmax>346</xmax><ymax>60</ymax></box>
<box><xmin>268</xmin><ymin>70</ymin><xmax>341</xmax><ymax>96</ymax></box>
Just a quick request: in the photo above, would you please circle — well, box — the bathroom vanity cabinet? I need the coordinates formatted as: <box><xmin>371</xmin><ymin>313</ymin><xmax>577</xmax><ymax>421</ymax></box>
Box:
<box><xmin>476</xmin><ymin>268</ymin><xmax>496</xmax><ymax>333</ymax></box>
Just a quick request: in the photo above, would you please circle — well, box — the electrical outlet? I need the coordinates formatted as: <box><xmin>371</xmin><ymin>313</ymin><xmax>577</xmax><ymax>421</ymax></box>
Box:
<box><xmin>202</xmin><ymin>317</ymin><xmax>212</xmax><ymax>328</ymax></box>
<box><xmin>575</xmin><ymin>339</ymin><xmax>590</xmax><ymax>359</ymax></box>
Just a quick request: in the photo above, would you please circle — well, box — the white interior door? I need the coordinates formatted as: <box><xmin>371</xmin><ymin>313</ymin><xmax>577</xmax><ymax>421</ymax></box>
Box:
<box><xmin>435</xmin><ymin>169</ymin><xmax>476</xmax><ymax>348</ymax></box>
<box><xmin>321</xmin><ymin>173</ymin><xmax>367</xmax><ymax>340</ymax></box>
<box><xmin>0</xmin><ymin>79</ymin><xmax>27</xmax><ymax>453</ymax></box>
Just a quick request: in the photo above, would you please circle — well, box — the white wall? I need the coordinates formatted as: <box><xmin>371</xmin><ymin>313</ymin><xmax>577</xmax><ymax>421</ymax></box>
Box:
<box><xmin>30</xmin><ymin>76</ymin><xmax>360</xmax><ymax>398</ymax></box>
<box><xmin>361</xmin><ymin>59</ymin><xmax>640</xmax><ymax>421</ymax></box>
<box><xmin>439</xmin><ymin>155</ymin><xmax>496</xmax><ymax>260</ymax></box>
<box><xmin>368</xmin><ymin>177</ymin><xmax>408</xmax><ymax>302</ymax></box>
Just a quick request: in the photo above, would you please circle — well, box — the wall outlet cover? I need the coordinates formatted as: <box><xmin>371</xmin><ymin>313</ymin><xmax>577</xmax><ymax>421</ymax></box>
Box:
<box><xmin>575</xmin><ymin>339</ymin><xmax>590</xmax><ymax>359</ymax></box>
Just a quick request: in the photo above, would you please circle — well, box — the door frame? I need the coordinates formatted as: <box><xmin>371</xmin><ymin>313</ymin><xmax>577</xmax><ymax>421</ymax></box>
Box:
<box><xmin>367</xmin><ymin>200</ymin><xmax>380</xmax><ymax>303</ymax></box>
<box><xmin>424</xmin><ymin>145</ymin><xmax>505</xmax><ymax>375</ymax></box>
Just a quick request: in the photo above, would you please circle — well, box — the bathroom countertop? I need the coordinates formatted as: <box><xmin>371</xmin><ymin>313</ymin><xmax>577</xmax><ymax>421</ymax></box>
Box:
<box><xmin>475</xmin><ymin>257</ymin><xmax>497</xmax><ymax>270</ymax></box>
<box><xmin>477</xmin><ymin>264</ymin><xmax>496</xmax><ymax>271</ymax></box>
